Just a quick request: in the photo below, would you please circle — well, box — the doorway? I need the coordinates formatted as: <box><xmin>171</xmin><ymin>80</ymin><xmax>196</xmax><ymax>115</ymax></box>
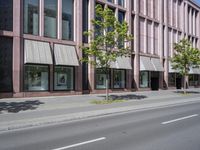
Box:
<box><xmin>151</xmin><ymin>72</ymin><xmax>159</xmax><ymax>91</ymax></box>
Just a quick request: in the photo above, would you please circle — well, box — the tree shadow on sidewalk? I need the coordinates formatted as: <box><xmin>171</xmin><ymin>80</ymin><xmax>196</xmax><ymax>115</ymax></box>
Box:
<box><xmin>0</xmin><ymin>100</ymin><xmax>44</xmax><ymax>113</ymax></box>
<box><xmin>99</xmin><ymin>94</ymin><xmax>147</xmax><ymax>100</ymax></box>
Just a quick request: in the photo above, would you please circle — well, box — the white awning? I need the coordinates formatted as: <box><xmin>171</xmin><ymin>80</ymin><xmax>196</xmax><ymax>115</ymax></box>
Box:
<box><xmin>169</xmin><ymin>62</ymin><xmax>179</xmax><ymax>73</ymax></box>
<box><xmin>140</xmin><ymin>56</ymin><xmax>155</xmax><ymax>71</ymax></box>
<box><xmin>151</xmin><ymin>58</ymin><xmax>164</xmax><ymax>72</ymax></box>
<box><xmin>54</xmin><ymin>44</ymin><xmax>79</xmax><ymax>66</ymax></box>
<box><xmin>111</xmin><ymin>56</ymin><xmax>132</xmax><ymax>70</ymax></box>
<box><xmin>189</xmin><ymin>67</ymin><xmax>200</xmax><ymax>74</ymax></box>
<box><xmin>24</xmin><ymin>39</ymin><xmax>53</xmax><ymax>64</ymax></box>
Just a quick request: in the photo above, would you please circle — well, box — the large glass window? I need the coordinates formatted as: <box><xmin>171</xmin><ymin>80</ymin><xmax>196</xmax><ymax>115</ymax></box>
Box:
<box><xmin>168</xmin><ymin>73</ymin><xmax>176</xmax><ymax>87</ymax></box>
<box><xmin>24</xmin><ymin>0</ymin><xmax>39</xmax><ymax>35</ymax></box>
<box><xmin>0</xmin><ymin>37</ymin><xmax>13</xmax><ymax>92</ymax></box>
<box><xmin>54</xmin><ymin>66</ymin><xmax>74</xmax><ymax>90</ymax></box>
<box><xmin>62</xmin><ymin>0</ymin><xmax>73</xmax><ymax>40</ymax></box>
<box><xmin>118</xmin><ymin>11</ymin><xmax>125</xmax><ymax>24</ymax></box>
<box><xmin>96</xmin><ymin>69</ymin><xmax>110</xmax><ymax>89</ymax></box>
<box><xmin>113</xmin><ymin>70</ymin><xmax>125</xmax><ymax>89</ymax></box>
<box><xmin>0</xmin><ymin>0</ymin><xmax>13</xmax><ymax>31</ymax></box>
<box><xmin>189</xmin><ymin>74</ymin><xmax>199</xmax><ymax>86</ymax></box>
<box><xmin>24</xmin><ymin>65</ymin><xmax>49</xmax><ymax>91</ymax></box>
<box><xmin>140</xmin><ymin>71</ymin><xmax>149</xmax><ymax>88</ymax></box>
<box><xmin>118</xmin><ymin>0</ymin><xmax>124</xmax><ymax>7</ymax></box>
<box><xmin>44</xmin><ymin>0</ymin><xmax>57</xmax><ymax>38</ymax></box>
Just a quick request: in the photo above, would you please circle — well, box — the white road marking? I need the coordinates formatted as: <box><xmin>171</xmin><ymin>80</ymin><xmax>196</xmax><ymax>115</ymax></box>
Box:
<box><xmin>162</xmin><ymin>114</ymin><xmax>198</xmax><ymax>125</ymax></box>
<box><xmin>52</xmin><ymin>137</ymin><xmax>106</xmax><ymax>150</ymax></box>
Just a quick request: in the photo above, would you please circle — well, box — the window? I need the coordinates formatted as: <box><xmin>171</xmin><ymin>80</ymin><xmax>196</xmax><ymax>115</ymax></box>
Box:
<box><xmin>0</xmin><ymin>37</ymin><xmax>13</xmax><ymax>92</ymax></box>
<box><xmin>83</xmin><ymin>0</ymin><xmax>89</xmax><ymax>43</ymax></box>
<box><xmin>118</xmin><ymin>0</ymin><xmax>124</xmax><ymax>7</ymax></box>
<box><xmin>0</xmin><ymin>0</ymin><xmax>13</xmax><ymax>31</ymax></box>
<box><xmin>44</xmin><ymin>0</ymin><xmax>57</xmax><ymax>38</ymax></box>
<box><xmin>54</xmin><ymin>66</ymin><xmax>74</xmax><ymax>90</ymax></box>
<box><xmin>113</xmin><ymin>70</ymin><xmax>125</xmax><ymax>89</ymax></box>
<box><xmin>96</xmin><ymin>69</ymin><xmax>110</xmax><ymax>89</ymax></box>
<box><xmin>62</xmin><ymin>0</ymin><xmax>73</xmax><ymax>40</ymax></box>
<box><xmin>24</xmin><ymin>0</ymin><xmax>39</xmax><ymax>35</ymax></box>
<box><xmin>140</xmin><ymin>71</ymin><xmax>149</xmax><ymax>88</ymax></box>
<box><xmin>118</xmin><ymin>11</ymin><xmax>125</xmax><ymax>24</ymax></box>
<box><xmin>168</xmin><ymin>73</ymin><xmax>176</xmax><ymax>87</ymax></box>
<box><xmin>107</xmin><ymin>0</ymin><xmax>114</xmax><ymax>3</ymax></box>
<box><xmin>24</xmin><ymin>65</ymin><xmax>49</xmax><ymax>91</ymax></box>
<box><xmin>189</xmin><ymin>74</ymin><xmax>199</xmax><ymax>86</ymax></box>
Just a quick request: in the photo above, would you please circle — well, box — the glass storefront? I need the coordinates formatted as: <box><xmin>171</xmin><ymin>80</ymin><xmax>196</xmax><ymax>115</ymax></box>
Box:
<box><xmin>113</xmin><ymin>70</ymin><xmax>125</xmax><ymax>89</ymax></box>
<box><xmin>96</xmin><ymin>69</ymin><xmax>109</xmax><ymax>89</ymax></box>
<box><xmin>140</xmin><ymin>71</ymin><xmax>149</xmax><ymax>88</ymax></box>
<box><xmin>168</xmin><ymin>73</ymin><xmax>176</xmax><ymax>87</ymax></box>
<box><xmin>24</xmin><ymin>65</ymin><xmax>49</xmax><ymax>91</ymax></box>
<box><xmin>189</xmin><ymin>74</ymin><xmax>199</xmax><ymax>86</ymax></box>
<box><xmin>24</xmin><ymin>0</ymin><xmax>39</xmax><ymax>35</ymax></box>
<box><xmin>62</xmin><ymin>0</ymin><xmax>73</xmax><ymax>40</ymax></box>
<box><xmin>54</xmin><ymin>66</ymin><xmax>74</xmax><ymax>90</ymax></box>
<box><xmin>0</xmin><ymin>37</ymin><xmax>13</xmax><ymax>92</ymax></box>
<box><xmin>44</xmin><ymin>0</ymin><xmax>57</xmax><ymax>38</ymax></box>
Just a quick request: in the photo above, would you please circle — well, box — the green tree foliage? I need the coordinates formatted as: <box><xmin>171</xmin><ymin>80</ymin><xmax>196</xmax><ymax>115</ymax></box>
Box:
<box><xmin>171</xmin><ymin>39</ymin><xmax>200</xmax><ymax>93</ymax></box>
<box><xmin>81</xmin><ymin>4</ymin><xmax>133</xmax><ymax>100</ymax></box>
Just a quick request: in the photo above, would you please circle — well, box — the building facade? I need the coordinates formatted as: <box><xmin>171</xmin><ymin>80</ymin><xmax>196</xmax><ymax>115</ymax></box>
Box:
<box><xmin>0</xmin><ymin>0</ymin><xmax>200</xmax><ymax>98</ymax></box>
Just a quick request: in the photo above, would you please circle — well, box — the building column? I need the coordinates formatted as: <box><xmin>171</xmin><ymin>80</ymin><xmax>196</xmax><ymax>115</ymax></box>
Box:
<box><xmin>133</xmin><ymin>0</ymin><xmax>140</xmax><ymax>90</ymax></box>
<box><xmin>13</xmin><ymin>0</ymin><xmax>23</xmax><ymax>97</ymax></box>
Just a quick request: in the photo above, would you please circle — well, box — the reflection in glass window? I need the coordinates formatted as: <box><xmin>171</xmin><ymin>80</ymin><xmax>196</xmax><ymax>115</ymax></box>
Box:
<box><xmin>54</xmin><ymin>66</ymin><xmax>74</xmax><ymax>90</ymax></box>
<box><xmin>0</xmin><ymin>0</ymin><xmax>13</xmax><ymax>31</ymax></box>
<box><xmin>140</xmin><ymin>71</ymin><xmax>149</xmax><ymax>88</ymax></box>
<box><xmin>96</xmin><ymin>69</ymin><xmax>110</xmax><ymax>89</ymax></box>
<box><xmin>168</xmin><ymin>73</ymin><xmax>176</xmax><ymax>87</ymax></box>
<box><xmin>44</xmin><ymin>0</ymin><xmax>57</xmax><ymax>38</ymax></box>
<box><xmin>24</xmin><ymin>0</ymin><xmax>39</xmax><ymax>35</ymax></box>
<box><xmin>118</xmin><ymin>11</ymin><xmax>125</xmax><ymax>24</ymax></box>
<box><xmin>189</xmin><ymin>74</ymin><xmax>199</xmax><ymax>86</ymax></box>
<box><xmin>62</xmin><ymin>0</ymin><xmax>73</xmax><ymax>40</ymax></box>
<box><xmin>118</xmin><ymin>0</ymin><xmax>124</xmax><ymax>7</ymax></box>
<box><xmin>0</xmin><ymin>37</ymin><xmax>13</xmax><ymax>92</ymax></box>
<box><xmin>107</xmin><ymin>0</ymin><xmax>114</xmax><ymax>3</ymax></box>
<box><xmin>113</xmin><ymin>70</ymin><xmax>125</xmax><ymax>89</ymax></box>
<box><xmin>24</xmin><ymin>65</ymin><xmax>49</xmax><ymax>91</ymax></box>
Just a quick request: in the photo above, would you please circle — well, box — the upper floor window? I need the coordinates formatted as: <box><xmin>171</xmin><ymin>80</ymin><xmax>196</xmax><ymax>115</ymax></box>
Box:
<box><xmin>118</xmin><ymin>0</ymin><xmax>124</xmax><ymax>7</ymax></box>
<box><xmin>24</xmin><ymin>0</ymin><xmax>39</xmax><ymax>35</ymax></box>
<box><xmin>44</xmin><ymin>0</ymin><xmax>57</xmax><ymax>38</ymax></box>
<box><xmin>107</xmin><ymin>0</ymin><xmax>114</xmax><ymax>3</ymax></box>
<box><xmin>62</xmin><ymin>0</ymin><xmax>73</xmax><ymax>40</ymax></box>
<box><xmin>0</xmin><ymin>0</ymin><xmax>13</xmax><ymax>31</ymax></box>
<box><xmin>118</xmin><ymin>11</ymin><xmax>125</xmax><ymax>24</ymax></box>
<box><xmin>83</xmin><ymin>0</ymin><xmax>89</xmax><ymax>43</ymax></box>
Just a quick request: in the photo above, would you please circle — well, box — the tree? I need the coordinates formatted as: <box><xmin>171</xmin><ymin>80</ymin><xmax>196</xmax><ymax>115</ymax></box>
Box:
<box><xmin>171</xmin><ymin>39</ymin><xmax>200</xmax><ymax>94</ymax></box>
<box><xmin>81</xmin><ymin>4</ymin><xmax>133</xmax><ymax>100</ymax></box>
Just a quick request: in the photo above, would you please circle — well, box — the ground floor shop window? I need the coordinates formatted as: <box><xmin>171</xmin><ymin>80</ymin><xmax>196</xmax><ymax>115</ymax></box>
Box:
<box><xmin>168</xmin><ymin>73</ymin><xmax>176</xmax><ymax>87</ymax></box>
<box><xmin>24</xmin><ymin>65</ymin><xmax>49</xmax><ymax>91</ymax></box>
<box><xmin>189</xmin><ymin>75</ymin><xmax>199</xmax><ymax>86</ymax></box>
<box><xmin>113</xmin><ymin>69</ymin><xmax>125</xmax><ymax>89</ymax></box>
<box><xmin>140</xmin><ymin>71</ymin><xmax>149</xmax><ymax>88</ymax></box>
<box><xmin>96</xmin><ymin>69</ymin><xmax>110</xmax><ymax>89</ymax></box>
<box><xmin>54</xmin><ymin>66</ymin><xmax>74</xmax><ymax>90</ymax></box>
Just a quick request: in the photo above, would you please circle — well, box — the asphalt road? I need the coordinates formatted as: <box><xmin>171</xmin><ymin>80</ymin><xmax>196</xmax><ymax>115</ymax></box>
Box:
<box><xmin>0</xmin><ymin>101</ymin><xmax>200</xmax><ymax>150</ymax></box>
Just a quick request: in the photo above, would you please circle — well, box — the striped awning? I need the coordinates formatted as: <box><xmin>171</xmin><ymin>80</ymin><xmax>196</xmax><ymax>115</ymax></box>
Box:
<box><xmin>54</xmin><ymin>44</ymin><xmax>79</xmax><ymax>66</ymax></box>
<box><xmin>140</xmin><ymin>56</ymin><xmax>155</xmax><ymax>71</ymax></box>
<box><xmin>24</xmin><ymin>39</ymin><xmax>53</xmax><ymax>64</ymax></box>
<box><xmin>110</xmin><ymin>56</ymin><xmax>132</xmax><ymax>70</ymax></box>
<box><xmin>189</xmin><ymin>67</ymin><xmax>200</xmax><ymax>74</ymax></box>
<box><xmin>151</xmin><ymin>58</ymin><xmax>164</xmax><ymax>72</ymax></box>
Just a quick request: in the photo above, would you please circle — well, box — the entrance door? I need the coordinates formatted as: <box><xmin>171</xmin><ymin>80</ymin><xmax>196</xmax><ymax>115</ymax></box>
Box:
<box><xmin>176</xmin><ymin>77</ymin><xmax>182</xmax><ymax>89</ymax></box>
<box><xmin>151</xmin><ymin>77</ymin><xmax>159</xmax><ymax>91</ymax></box>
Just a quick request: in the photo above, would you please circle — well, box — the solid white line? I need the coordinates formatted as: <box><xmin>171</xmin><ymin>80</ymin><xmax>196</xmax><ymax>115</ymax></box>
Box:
<box><xmin>52</xmin><ymin>137</ymin><xmax>106</xmax><ymax>150</ymax></box>
<box><xmin>161</xmin><ymin>114</ymin><xmax>198</xmax><ymax>125</ymax></box>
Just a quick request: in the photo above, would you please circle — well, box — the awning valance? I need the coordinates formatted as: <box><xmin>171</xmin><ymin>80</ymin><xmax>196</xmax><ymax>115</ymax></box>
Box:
<box><xmin>189</xmin><ymin>67</ymin><xmax>200</xmax><ymax>74</ymax></box>
<box><xmin>168</xmin><ymin>62</ymin><xmax>179</xmax><ymax>73</ymax></box>
<box><xmin>24</xmin><ymin>39</ymin><xmax>53</xmax><ymax>64</ymax></box>
<box><xmin>54</xmin><ymin>44</ymin><xmax>79</xmax><ymax>66</ymax></box>
<box><xmin>151</xmin><ymin>58</ymin><xmax>164</xmax><ymax>72</ymax></box>
<box><xmin>110</xmin><ymin>56</ymin><xmax>132</xmax><ymax>70</ymax></box>
<box><xmin>140</xmin><ymin>56</ymin><xmax>155</xmax><ymax>71</ymax></box>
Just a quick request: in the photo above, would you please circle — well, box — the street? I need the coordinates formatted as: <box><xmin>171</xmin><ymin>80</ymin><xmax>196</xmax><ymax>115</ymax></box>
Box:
<box><xmin>0</xmin><ymin>101</ymin><xmax>200</xmax><ymax>150</ymax></box>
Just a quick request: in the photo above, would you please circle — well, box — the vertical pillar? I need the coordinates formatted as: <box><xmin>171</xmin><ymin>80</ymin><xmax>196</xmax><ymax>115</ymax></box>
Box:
<box><xmin>40</xmin><ymin>0</ymin><xmax>44</xmax><ymax>36</ymax></box>
<box><xmin>57</xmin><ymin>0</ymin><xmax>62</xmax><ymax>40</ymax></box>
<box><xmin>13</xmin><ymin>0</ymin><xmax>23</xmax><ymax>97</ymax></box>
<box><xmin>75</xmin><ymin>0</ymin><xmax>83</xmax><ymax>93</ymax></box>
<box><xmin>133</xmin><ymin>0</ymin><xmax>140</xmax><ymax>90</ymax></box>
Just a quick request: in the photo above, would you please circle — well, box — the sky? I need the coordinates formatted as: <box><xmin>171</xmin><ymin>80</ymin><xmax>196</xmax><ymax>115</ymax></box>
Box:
<box><xmin>195</xmin><ymin>0</ymin><xmax>200</xmax><ymax>4</ymax></box>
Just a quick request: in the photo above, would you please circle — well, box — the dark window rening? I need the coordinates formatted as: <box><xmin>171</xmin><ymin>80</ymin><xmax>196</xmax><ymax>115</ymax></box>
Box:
<box><xmin>24</xmin><ymin>0</ymin><xmax>39</xmax><ymax>35</ymax></box>
<box><xmin>0</xmin><ymin>37</ymin><xmax>13</xmax><ymax>92</ymax></box>
<box><xmin>0</xmin><ymin>0</ymin><xmax>13</xmax><ymax>31</ymax></box>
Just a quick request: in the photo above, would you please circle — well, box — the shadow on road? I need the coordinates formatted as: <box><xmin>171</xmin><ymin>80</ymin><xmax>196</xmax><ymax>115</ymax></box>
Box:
<box><xmin>174</xmin><ymin>91</ymin><xmax>200</xmax><ymax>94</ymax></box>
<box><xmin>0</xmin><ymin>100</ymin><xmax>44</xmax><ymax>113</ymax></box>
<box><xmin>99</xmin><ymin>94</ymin><xmax>147</xmax><ymax>100</ymax></box>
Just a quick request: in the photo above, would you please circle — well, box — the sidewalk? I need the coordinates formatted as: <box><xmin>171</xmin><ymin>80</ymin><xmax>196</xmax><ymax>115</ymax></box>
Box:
<box><xmin>0</xmin><ymin>89</ymin><xmax>200</xmax><ymax>132</ymax></box>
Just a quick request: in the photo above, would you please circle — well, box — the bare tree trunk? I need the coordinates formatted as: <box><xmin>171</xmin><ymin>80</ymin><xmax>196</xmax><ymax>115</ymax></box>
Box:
<box><xmin>105</xmin><ymin>72</ymin><xmax>109</xmax><ymax>101</ymax></box>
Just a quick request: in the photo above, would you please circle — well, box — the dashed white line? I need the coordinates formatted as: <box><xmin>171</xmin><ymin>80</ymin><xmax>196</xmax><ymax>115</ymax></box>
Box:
<box><xmin>161</xmin><ymin>114</ymin><xmax>198</xmax><ymax>125</ymax></box>
<box><xmin>52</xmin><ymin>137</ymin><xmax>106</xmax><ymax>150</ymax></box>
